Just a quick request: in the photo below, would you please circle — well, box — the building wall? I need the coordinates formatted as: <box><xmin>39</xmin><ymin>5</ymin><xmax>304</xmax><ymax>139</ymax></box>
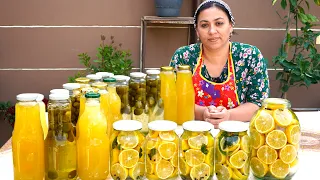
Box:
<box><xmin>0</xmin><ymin>0</ymin><xmax>319</xmax><ymax>108</ymax></box>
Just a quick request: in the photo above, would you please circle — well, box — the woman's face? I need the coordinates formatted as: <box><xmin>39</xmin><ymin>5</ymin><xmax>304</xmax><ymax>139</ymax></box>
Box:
<box><xmin>196</xmin><ymin>6</ymin><xmax>233</xmax><ymax>50</ymax></box>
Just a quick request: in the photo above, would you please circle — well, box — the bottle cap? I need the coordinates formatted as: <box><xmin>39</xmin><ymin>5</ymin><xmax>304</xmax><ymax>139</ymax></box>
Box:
<box><xmin>219</xmin><ymin>121</ymin><xmax>248</xmax><ymax>132</ymax></box>
<box><xmin>103</xmin><ymin>77</ymin><xmax>116</xmax><ymax>83</ymax></box>
<box><xmin>160</xmin><ymin>66</ymin><xmax>173</xmax><ymax>72</ymax></box>
<box><xmin>16</xmin><ymin>93</ymin><xmax>39</xmax><ymax>101</ymax></box>
<box><xmin>63</xmin><ymin>83</ymin><xmax>81</xmax><ymax>90</ymax></box>
<box><xmin>146</xmin><ymin>70</ymin><xmax>160</xmax><ymax>75</ymax></box>
<box><xmin>130</xmin><ymin>72</ymin><xmax>146</xmax><ymax>78</ymax></box>
<box><xmin>113</xmin><ymin>120</ymin><xmax>143</xmax><ymax>131</ymax></box>
<box><xmin>86</xmin><ymin>74</ymin><xmax>102</xmax><ymax>80</ymax></box>
<box><xmin>178</xmin><ymin>65</ymin><xmax>190</xmax><ymax>71</ymax></box>
<box><xmin>75</xmin><ymin>77</ymin><xmax>90</xmax><ymax>83</ymax></box>
<box><xmin>49</xmin><ymin>93</ymin><xmax>69</xmax><ymax>100</ymax></box>
<box><xmin>50</xmin><ymin>89</ymin><xmax>69</xmax><ymax>95</ymax></box>
<box><xmin>182</xmin><ymin>120</ymin><xmax>214</xmax><ymax>132</ymax></box>
<box><xmin>96</xmin><ymin>72</ymin><xmax>114</xmax><ymax>78</ymax></box>
<box><xmin>85</xmin><ymin>92</ymin><xmax>100</xmax><ymax>98</ymax></box>
<box><xmin>148</xmin><ymin>120</ymin><xmax>177</xmax><ymax>131</ymax></box>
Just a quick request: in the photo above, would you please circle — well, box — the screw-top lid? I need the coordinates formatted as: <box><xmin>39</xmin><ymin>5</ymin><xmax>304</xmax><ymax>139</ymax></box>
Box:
<box><xmin>113</xmin><ymin>120</ymin><xmax>142</xmax><ymax>131</ymax></box>
<box><xmin>103</xmin><ymin>77</ymin><xmax>116</xmax><ymax>83</ymax></box>
<box><xmin>16</xmin><ymin>93</ymin><xmax>39</xmax><ymax>101</ymax></box>
<box><xmin>50</xmin><ymin>89</ymin><xmax>69</xmax><ymax>95</ymax></box>
<box><xmin>63</xmin><ymin>83</ymin><xmax>81</xmax><ymax>90</ymax></box>
<box><xmin>75</xmin><ymin>77</ymin><xmax>90</xmax><ymax>84</ymax></box>
<box><xmin>49</xmin><ymin>93</ymin><xmax>69</xmax><ymax>100</ymax></box>
<box><xmin>148</xmin><ymin>120</ymin><xmax>177</xmax><ymax>131</ymax></box>
<box><xmin>146</xmin><ymin>70</ymin><xmax>160</xmax><ymax>75</ymax></box>
<box><xmin>219</xmin><ymin>121</ymin><xmax>249</xmax><ymax>133</ymax></box>
<box><xmin>178</xmin><ymin>65</ymin><xmax>191</xmax><ymax>71</ymax></box>
<box><xmin>182</xmin><ymin>120</ymin><xmax>214</xmax><ymax>132</ymax></box>
<box><xmin>85</xmin><ymin>92</ymin><xmax>100</xmax><ymax>98</ymax></box>
<box><xmin>114</xmin><ymin>75</ymin><xmax>130</xmax><ymax>81</ymax></box>
<box><xmin>86</xmin><ymin>74</ymin><xmax>102</xmax><ymax>80</ymax></box>
<box><xmin>96</xmin><ymin>72</ymin><xmax>114</xmax><ymax>78</ymax></box>
<box><xmin>262</xmin><ymin>98</ymin><xmax>291</xmax><ymax>109</ymax></box>
<box><xmin>130</xmin><ymin>72</ymin><xmax>146</xmax><ymax>78</ymax></box>
<box><xmin>161</xmin><ymin>66</ymin><xmax>173</xmax><ymax>72</ymax></box>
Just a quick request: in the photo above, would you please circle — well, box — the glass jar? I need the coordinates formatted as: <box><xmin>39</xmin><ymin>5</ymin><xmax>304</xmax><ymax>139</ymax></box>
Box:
<box><xmin>249</xmin><ymin>98</ymin><xmax>300</xmax><ymax>179</ymax></box>
<box><xmin>180</xmin><ymin>121</ymin><xmax>215</xmax><ymax>180</ymax></box>
<box><xmin>63</xmin><ymin>83</ymin><xmax>81</xmax><ymax>126</ymax></box>
<box><xmin>46</xmin><ymin>93</ymin><xmax>77</xmax><ymax>180</ymax></box>
<box><xmin>96</xmin><ymin>72</ymin><xmax>114</xmax><ymax>81</ymax></box>
<box><xmin>86</xmin><ymin>74</ymin><xmax>102</xmax><ymax>85</ymax></box>
<box><xmin>75</xmin><ymin>77</ymin><xmax>90</xmax><ymax>89</ymax></box>
<box><xmin>115</xmin><ymin>76</ymin><xmax>131</xmax><ymax>120</ymax></box>
<box><xmin>50</xmin><ymin>89</ymin><xmax>69</xmax><ymax>95</ymax></box>
<box><xmin>146</xmin><ymin>70</ymin><xmax>164</xmax><ymax>122</ymax></box>
<box><xmin>129</xmin><ymin>72</ymin><xmax>148</xmax><ymax>134</ymax></box>
<box><xmin>110</xmin><ymin>120</ymin><xmax>145</xmax><ymax>180</ymax></box>
<box><xmin>215</xmin><ymin>121</ymin><xmax>250</xmax><ymax>180</ymax></box>
<box><xmin>145</xmin><ymin>120</ymin><xmax>178</xmax><ymax>180</ymax></box>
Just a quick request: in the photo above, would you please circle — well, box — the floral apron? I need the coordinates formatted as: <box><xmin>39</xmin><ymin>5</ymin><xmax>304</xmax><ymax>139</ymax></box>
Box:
<box><xmin>192</xmin><ymin>43</ymin><xmax>240</xmax><ymax>109</ymax></box>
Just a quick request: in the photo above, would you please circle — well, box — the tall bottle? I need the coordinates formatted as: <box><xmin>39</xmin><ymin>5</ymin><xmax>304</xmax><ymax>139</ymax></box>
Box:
<box><xmin>114</xmin><ymin>76</ymin><xmax>131</xmax><ymax>120</ymax></box>
<box><xmin>76</xmin><ymin>92</ymin><xmax>109</xmax><ymax>180</ymax></box>
<box><xmin>146</xmin><ymin>70</ymin><xmax>164</xmax><ymax>122</ymax></box>
<box><xmin>160</xmin><ymin>66</ymin><xmax>177</xmax><ymax>123</ymax></box>
<box><xmin>12</xmin><ymin>93</ymin><xmax>44</xmax><ymax>180</ymax></box>
<box><xmin>176</xmin><ymin>65</ymin><xmax>195</xmax><ymax>125</ymax></box>
<box><xmin>46</xmin><ymin>93</ymin><xmax>77</xmax><ymax>180</ymax></box>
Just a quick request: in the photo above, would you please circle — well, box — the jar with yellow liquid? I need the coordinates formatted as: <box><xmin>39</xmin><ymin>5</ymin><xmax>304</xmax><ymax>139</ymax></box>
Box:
<box><xmin>63</xmin><ymin>83</ymin><xmax>81</xmax><ymax>126</ymax></box>
<box><xmin>249</xmin><ymin>98</ymin><xmax>300</xmax><ymax>179</ymax></box>
<box><xmin>180</xmin><ymin>121</ymin><xmax>215</xmax><ymax>180</ymax></box>
<box><xmin>146</xmin><ymin>70</ymin><xmax>164</xmax><ymax>122</ymax></box>
<box><xmin>176</xmin><ymin>65</ymin><xmax>195</xmax><ymax>125</ymax></box>
<box><xmin>215</xmin><ymin>121</ymin><xmax>250</xmax><ymax>180</ymax></box>
<box><xmin>12</xmin><ymin>93</ymin><xmax>44</xmax><ymax>179</ymax></box>
<box><xmin>145</xmin><ymin>120</ymin><xmax>178</xmax><ymax>180</ymax></box>
<box><xmin>115</xmin><ymin>76</ymin><xmax>131</xmax><ymax>120</ymax></box>
<box><xmin>110</xmin><ymin>120</ymin><xmax>145</xmax><ymax>180</ymax></box>
<box><xmin>46</xmin><ymin>93</ymin><xmax>77</xmax><ymax>180</ymax></box>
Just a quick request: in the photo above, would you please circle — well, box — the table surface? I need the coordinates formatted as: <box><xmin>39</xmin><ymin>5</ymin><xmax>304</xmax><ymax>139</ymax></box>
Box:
<box><xmin>1</xmin><ymin>111</ymin><xmax>320</xmax><ymax>179</ymax></box>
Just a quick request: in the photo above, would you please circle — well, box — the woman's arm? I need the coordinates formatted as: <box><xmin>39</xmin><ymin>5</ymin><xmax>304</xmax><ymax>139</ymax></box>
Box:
<box><xmin>195</xmin><ymin>104</ymin><xmax>207</xmax><ymax>120</ymax></box>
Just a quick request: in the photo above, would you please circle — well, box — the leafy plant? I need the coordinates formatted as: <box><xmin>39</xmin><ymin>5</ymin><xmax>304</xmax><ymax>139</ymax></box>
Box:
<box><xmin>69</xmin><ymin>35</ymin><xmax>133</xmax><ymax>82</ymax></box>
<box><xmin>272</xmin><ymin>0</ymin><xmax>320</xmax><ymax>98</ymax></box>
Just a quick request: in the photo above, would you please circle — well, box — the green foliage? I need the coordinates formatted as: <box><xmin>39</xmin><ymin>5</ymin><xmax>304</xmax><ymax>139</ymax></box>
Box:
<box><xmin>68</xmin><ymin>35</ymin><xmax>133</xmax><ymax>82</ymax></box>
<box><xmin>272</xmin><ymin>0</ymin><xmax>320</xmax><ymax>97</ymax></box>
<box><xmin>0</xmin><ymin>101</ymin><xmax>11</xmax><ymax>118</ymax></box>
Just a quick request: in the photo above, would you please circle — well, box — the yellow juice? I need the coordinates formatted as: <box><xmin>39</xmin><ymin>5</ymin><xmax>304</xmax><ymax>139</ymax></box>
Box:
<box><xmin>99</xmin><ymin>90</ymin><xmax>115</xmax><ymax>137</ymax></box>
<box><xmin>76</xmin><ymin>94</ymin><xmax>109</xmax><ymax>180</ymax></box>
<box><xmin>12</xmin><ymin>97</ymin><xmax>44</xmax><ymax>180</ymax></box>
<box><xmin>39</xmin><ymin>101</ymin><xmax>48</xmax><ymax>139</ymax></box>
<box><xmin>107</xmin><ymin>86</ymin><xmax>121</xmax><ymax>135</ymax></box>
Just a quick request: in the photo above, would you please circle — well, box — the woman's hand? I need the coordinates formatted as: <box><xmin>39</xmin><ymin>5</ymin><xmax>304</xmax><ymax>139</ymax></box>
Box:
<box><xmin>203</xmin><ymin>106</ymin><xmax>230</xmax><ymax>128</ymax></box>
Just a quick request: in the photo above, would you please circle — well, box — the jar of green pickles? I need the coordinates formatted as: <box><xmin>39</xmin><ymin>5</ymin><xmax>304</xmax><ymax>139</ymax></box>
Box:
<box><xmin>146</xmin><ymin>70</ymin><xmax>164</xmax><ymax>122</ymax></box>
<box><xmin>215</xmin><ymin>121</ymin><xmax>250</xmax><ymax>180</ymax></box>
<box><xmin>46</xmin><ymin>93</ymin><xmax>77</xmax><ymax>180</ymax></box>
<box><xmin>110</xmin><ymin>120</ymin><xmax>145</xmax><ymax>180</ymax></box>
<box><xmin>145</xmin><ymin>120</ymin><xmax>179</xmax><ymax>180</ymax></box>
<box><xmin>63</xmin><ymin>83</ymin><xmax>81</xmax><ymax>126</ymax></box>
<box><xmin>115</xmin><ymin>76</ymin><xmax>131</xmax><ymax>120</ymax></box>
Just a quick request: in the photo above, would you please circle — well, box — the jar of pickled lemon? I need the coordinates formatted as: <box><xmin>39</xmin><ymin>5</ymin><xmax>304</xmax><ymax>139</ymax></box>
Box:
<box><xmin>110</xmin><ymin>120</ymin><xmax>145</xmax><ymax>180</ymax></box>
<box><xmin>215</xmin><ymin>121</ymin><xmax>250</xmax><ymax>180</ymax></box>
<box><xmin>145</xmin><ymin>120</ymin><xmax>178</xmax><ymax>180</ymax></box>
<box><xmin>179</xmin><ymin>121</ymin><xmax>214</xmax><ymax>180</ymax></box>
<box><xmin>250</xmin><ymin>98</ymin><xmax>300</xmax><ymax>179</ymax></box>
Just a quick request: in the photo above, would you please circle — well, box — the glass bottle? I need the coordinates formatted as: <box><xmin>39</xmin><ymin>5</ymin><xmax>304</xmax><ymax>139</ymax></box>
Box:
<box><xmin>96</xmin><ymin>72</ymin><xmax>114</xmax><ymax>81</ymax></box>
<box><xmin>180</xmin><ymin>121</ymin><xmax>215</xmax><ymax>180</ymax></box>
<box><xmin>160</xmin><ymin>66</ymin><xmax>177</xmax><ymax>123</ymax></box>
<box><xmin>249</xmin><ymin>98</ymin><xmax>300</xmax><ymax>179</ymax></box>
<box><xmin>115</xmin><ymin>76</ymin><xmax>131</xmax><ymax>120</ymax></box>
<box><xmin>12</xmin><ymin>93</ymin><xmax>44</xmax><ymax>179</ymax></box>
<box><xmin>110</xmin><ymin>120</ymin><xmax>145</xmax><ymax>180</ymax></box>
<box><xmin>176</xmin><ymin>65</ymin><xmax>195</xmax><ymax>125</ymax></box>
<box><xmin>76</xmin><ymin>92</ymin><xmax>109</xmax><ymax>180</ymax></box>
<box><xmin>86</xmin><ymin>74</ymin><xmax>102</xmax><ymax>85</ymax></box>
<box><xmin>46</xmin><ymin>93</ymin><xmax>77</xmax><ymax>180</ymax></box>
<box><xmin>63</xmin><ymin>83</ymin><xmax>81</xmax><ymax>126</ymax></box>
<box><xmin>145</xmin><ymin>120</ymin><xmax>178</xmax><ymax>180</ymax></box>
<box><xmin>146</xmin><ymin>70</ymin><xmax>164</xmax><ymax>122</ymax></box>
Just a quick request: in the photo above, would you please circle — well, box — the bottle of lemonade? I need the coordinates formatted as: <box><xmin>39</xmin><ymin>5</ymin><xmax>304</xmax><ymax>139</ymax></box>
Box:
<box><xmin>176</xmin><ymin>65</ymin><xmax>195</xmax><ymax>125</ymax></box>
<box><xmin>76</xmin><ymin>92</ymin><xmax>109</xmax><ymax>180</ymax></box>
<box><xmin>160</xmin><ymin>66</ymin><xmax>177</xmax><ymax>123</ymax></box>
<box><xmin>12</xmin><ymin>93</ymin><xmax>44</xmax><ymax>180</ymax></box>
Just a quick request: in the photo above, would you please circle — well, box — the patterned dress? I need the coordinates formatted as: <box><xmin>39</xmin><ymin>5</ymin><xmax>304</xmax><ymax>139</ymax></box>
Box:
<box><xmin>170</xmin><ymin>42</ymin><xmax>270</xmax><ymax>108</ymax></box>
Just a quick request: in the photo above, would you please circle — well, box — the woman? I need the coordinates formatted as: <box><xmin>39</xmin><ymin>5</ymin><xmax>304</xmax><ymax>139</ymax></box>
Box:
<box><xmin>170</xmin><ymin>0</ymin><xmax>269</xmax><ymax>127</ymax></box>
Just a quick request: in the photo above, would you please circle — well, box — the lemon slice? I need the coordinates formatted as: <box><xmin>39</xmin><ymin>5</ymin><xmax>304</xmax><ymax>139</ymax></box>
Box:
<box><xmin>188</xmin><ymin>134</ymin><xmax>208</xmax><ymax>149</ymax></box>
<box><xmin>146</xmin><ymin>137</ymin><xmax>160</xmax><ymax>150</ymax></box>
<box><xmin>257</xmin><ymin>145</ymin><xmax>278</xmax><ymax>164</ymax></box>
<box><xmin>158</xmin><ymin>142</ymin><xmax>177</xmax><ymax>160</ymax></box>
<box><xmin>159</xmin><ymin>131</ymin><xmax>176</xmax><ymax>141</ymax></box>
<box><xmin>273</xmin><ymin>109</ymin><xmax>292</xmax><ymax>127</ymax></box>
<box><xmin>119</xmin><ymin>149</ymin><xmax>139</xmax><ymax>168</ymax></box>
<box><xmin>215</xmin><ymin>144</ymin><xmax>226</xmax><ymax>164</ymax></box>
<box><xmin>250</xmin><ymin>157</ymin><xmax>268</xmax><ymax>178</ymax></box>
<box><xmin>129</xmin><ymin>162</ymin><xmax>145</xmax><ymax>180</ymax></box>
<box><xmin>190</xmin><ymin>163</ymin><xmax>211</xmax><ymax>180</ymax></box>
<box><xmin>279</xmin><ymin>144</ymin><xmax>297</xmax><ymax>164</ymax></box>
<box><xmin>232</xmin><ymin>168</ymin><xmax>247</xmax><ymax>180</ymax></box>
<box><xmin>185</xmin><ymin>149</ymin><xmax>205</xmax><ymax>167</ymax></box>
<box><xmin>240</xmin><ymin>135</ymin><xmax>250</xmax><ymax>153</ymax></box>
<box><xmin>251</xmin><ymin>129</ymin><xmax>265</xmax><ymax>149</ymax></box>
<box><xmin>270</xmin><ymin>159</ymin><xmax>290</xmax><ymax>179</ymax></box>
<box><xmin>117</xmin><ymin>131</ymin><xmax>139</xmax><ymax>149</ymax></box>
<box><xmin>111</xmin><ymin>148</ymin><xmax>120</xmax><ymax>165</ymax></box>
<box><xmin>170</xmin><ymin>153</ymin><xmax>178</xmax><ymax>167</ymax></box>
<box><xmin>110</xmin><ymin>163</ymin><xmax>128</xmax><ymax>180</ymax></box>
<box><xmin>155</xmin><ymin>160</ymin><xmax>174</xmax><ymax>179</ymax></box>
<box><xmin>254</xmin><ymin>110</ymin><xmax>275</xmax><ymax>133</ymax></box>
<box><xmin>285</xmin><ymin>125</ymin><xmax>300</xmax><ymax>145</ymax></box>
<box><xmin>266</xmin><ymin>130</ymin><xmax>287</xmax><ymax>149</ymax></box>
<box><xmin>215</xmin><ymin>164</ymin><xmax>232</xmax><ymax>180</ymax></box>
<box><xmin>146</xmin><ymin>158</ymin><xmax>154</xmax><ymax>175</ymax></box>
<box><xmin>240</xmin><ymin>161</ymin><xmax>250</xmax><ymax>176</ymax></box>
<box><xmin>181</xmin><ymin>139</ymin><xmax>190</xmax><ymax>151</ymax></box>
<box><xmin>148</xmin><ymin>149</ymin><xmax>162</xmax><ymax>163</ymax></box>
<box><xmin>229</xmin><ymin>150</ymin><xmax>248</xmax><ymax>169</ymax></box>
<box><xmin>179</xmin><ymin>157</ymin><xmax>191</xmax><ymax>176</ymax></box>
<box><xmin>219</xmin><ymin>136</ymin><xmax>240</xmax><ymax>155</ymax></box>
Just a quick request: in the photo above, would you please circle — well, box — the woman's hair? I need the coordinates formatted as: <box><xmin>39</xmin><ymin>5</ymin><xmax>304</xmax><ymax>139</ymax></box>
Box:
<box><xmin>194</xmin><ymin>0</ymin><xmax>235</xmax><ymax>28</ymax></box>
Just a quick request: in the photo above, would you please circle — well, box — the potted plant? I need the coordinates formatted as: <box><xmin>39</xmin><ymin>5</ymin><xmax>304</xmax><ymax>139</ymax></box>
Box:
<box><xmin>271</xmin><ymin>0</ymin><xmax>320</xmax><ymax>98</ymax></box>
<box><xmin>154</xmin><ymin>0</ymin><xmax>184</xmax><ymax>17</ymax></box>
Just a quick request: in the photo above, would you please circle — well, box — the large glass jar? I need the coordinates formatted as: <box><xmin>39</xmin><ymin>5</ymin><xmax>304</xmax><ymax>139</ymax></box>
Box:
<box><xmin>145</xmin><ymin>120</ymin><xmax>178</xmax><ymax>180</ymax></box>
<box><xmin>115</xmin><ymin>76</ymin><xmax>131</xmax><ymax>120</ymax></box>
<box><xmin>63</xmin><ymin>83</ymin><xmax>81</xmax><ymax>126</ymax></box>
<box><xmin>129</xmin><ymin>72</ymin><xmax>148</xmax><ymax>134</ymax></box>
<box><xmin>146</xmin><ymin>70</ymin><xmax>164</xmax><ymax>122</ymax></box>
<box><xmin>249</xmin><ymin>98</ymin><xmax>300</xmax><ymax>179</ymax></box>
<box><xmin>110</xmin><ymin>120</ymin><xmax>145</xmax><ymax>180</ymax></box>
<box><xmin>86</xmin><ymin>74</ymin><xmax>102</xmax><ymax>85</ymax></box>
<box><xmin>46</xmin><ymin>93</ymin><xmax>77</xmax><ymax>180</ymax></box>
<box><xmin>215</xmin><ymin>121</ymin><xmax>250</xmax><ymax>180</ymax></box>
<box><xmin>180</xmin><ymin>121</ymin><xmax>214</xmax><ymax>180</ymax></box>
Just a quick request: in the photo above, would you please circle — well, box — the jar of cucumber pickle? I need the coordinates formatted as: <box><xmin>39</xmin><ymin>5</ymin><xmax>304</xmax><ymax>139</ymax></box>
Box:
<box><xmin>146</xmin><ymin>70</ymin><xmax>164</xmax><ymax>122</ymax></box>
<box><xmin>63</xmin><ymin>83</ymin><xmax>81</xmax><ymax>126</ymax></box>
<box><xmin>115</xmin><ymin>76</ymin><xmax>131</xmax><ymax>120</ymax></box>
<box><xmin>129</xmin><ymin>72</ymin><xmax>148</xmax><ymax>133</ymax></box>
<box><xmin>145</xmin><ymin>120</ymin><xmax>178</xmax><ymax>180</ymax></box>
<box><xmin>215</xmin><ymin>121</ymin><xmax>250</xmax><ymax>180</ymax></box>
<box><xmin>250</xmin><ymin>98</ymin><xmax>300</xmax><ymax>179</ymax></box>
<box><xmin>180</xmin><ymin>121</ymin><xmax>215</xmax><ymax>180</ymax></box>
<box><xmin>110</xmin><ymin>120</ymin><xmax>145</xmax><ymax>180</ymax></box>
<box><xmin>86</xmin><ymin>74</ymin><xmax>102</xmax><ymax>85</ymax></box>
<box><xmin>46</xmin><ymin>93</ymin><xmax>77</xmax><ymax>180</ymax></box>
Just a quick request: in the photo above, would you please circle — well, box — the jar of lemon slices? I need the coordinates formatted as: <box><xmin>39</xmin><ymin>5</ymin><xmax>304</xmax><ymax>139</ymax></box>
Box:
<box><xmin>110</xmin><ymin>120</ymin><xmax>145</xmax><ymax>180</ymax></box>
<box><xmin>249</xmin><ymin>98</ymin><xmax>300</xmax><ymax>179</ymax></box>
<box><xmin>145</xmin><ymin>120</ymin><xmax>178</xmax><ymax>180</ymax></box>
<box><xmin>180</xmin><ymin>121</ymin><xmax>215</xmax><ymax>180</ymax></box>
<box><xmin>215</xmin><ymin>121</ymin><xmax>250</xmax><ymax>180</ymax></box>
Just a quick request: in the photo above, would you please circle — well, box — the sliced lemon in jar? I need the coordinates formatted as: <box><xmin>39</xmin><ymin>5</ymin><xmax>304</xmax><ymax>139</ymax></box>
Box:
<box><xmin>204</xmin><ymin>147</ymin><xmax>214</xmax><ymax>165</ymax></box>
<box><xmin>190</xmin><ymin>163</ymin><xmax>211</xmax><ymax>180</ymax></box>
<box><xmin>279</xmin><ymin>144</ymin><xmax>297</xmax><ymax>164</ymax></box>
<box><xmin>270</xmin><ymin>159</ymin><xmax>290</xmax><ymax>179</ymax></box>
<box><xmin>232</xmin><ymin>168</ymin><xmax>247</xmax><ymax>180</ymax></box>
<box><xmin>170</xmin><ymin>153</ymin><xmax>178</xmax><ymax>167</ymax></box>
<box><xmin>273</xmin><ymin>108</ymin><xmax>293</xmax><ymax>127</ymax></box>
<box><xmin>215</xmin><ymin>164</ymin><xmax>232</xmax><ymax>180</ymax></box>
<box><xmin>251</xmin><ymin>129</ymin><xmax>265</xmax><ymax>149</ymax></box>
<box><xmin>240</xmin><ymin>135</ymin><xmax>250</xmax><ymax>153</ymax></box>
<box><xmin>250</xmin><ymin>157</ymin><xmax>268</xmax><ymax>178</ymax></box>
<box><xmin>117</xmin><ymin>131</ymin><xmax>139</xmax><ymax>149</ymax></box>
<box><xmin>159</xmin><ymin>131</ymin><xmax>176</xmax><ymax>141</ymax></box>
<box><xmin>129</xmin><ymin>162</ymin><xmax>145</xmax><ymax>180</ymax></box>
<box><xmin>155</xmin><ymin>160</ymin><xmax>174</xmax><ymax>179</ymax></box>
<box><xmin>219</xmin><ymin>135</ymin><xmax>240</xmax><ymax>155</ymax></box>
<box><xmin>146</xmin><ymin>158</ymin><xmax>154</xmax><ymax>175</ymax></box>
<box><xmin>181</xmin><ymin>139</ymin><xmax>190</xmax><ymax>151</ymax></box>
<box><xmin>285</xmin><ymin>124</ymin><xmax>300</xmax><ymax>145</ymax></box>
<box><xmin>229</xmin><ymin>150</ymin><xmax>248</xmax><ymax>169</ymax></box>
<box><xmin>179</xmin><ymin>157</ymin><xmax>191</xmax><ymax>175</ymax></box>
<box><xmin>254</xmin><ymin>110</ymin><xmax>275</xmax><ymax>133</ymax></box>
<box><xmin>111</xmin><ymin>148</ymin><xmax>120</xmax><ymax>165</ymax></box>
<box><xmin>158</xmin><ymin>142</ymin><xmax>177</xmax><ymax>160</ymax></box>
<box><xmin>266</xmin><ymin>130</ymin><xmax>287</xmax><ymax>149</ymax></box>
<box><xmin>240</xmin><ymin>161</ymin><xmax>250</xmax><ymax>176</ymax></box>
<box><xmin>257</xmin><ymin>145</ymin><xmax>278</xmax><ymax>165</ymax></box>
<box><xmin>188</xmin><ymin>134</ymin><xmax>208</xmax><ymax>150</ymax></box>
<box><xmin>110</xmin><ymin>163</ymin><xmax>128</xmax><ymax>180</ymax></box>
<box><xmin>119</xmin><ymin>149</ymin><xmax>139</xmax><ymax>168</ymax></box>
<box><xmin>146</xmin><ymin>137</ymin><xmax>160</xmax><ymax>150</ymax></box>
<box><xmin>185</xmin><ymin>149</ymin><xmax>205</xmax><ymax>167</ymax></box>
